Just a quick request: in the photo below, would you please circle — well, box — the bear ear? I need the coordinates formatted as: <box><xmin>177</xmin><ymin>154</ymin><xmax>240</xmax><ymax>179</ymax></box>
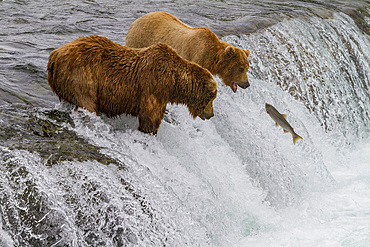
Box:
<box><xmin>225</xmin><ymin>46</ymin><xmax>235</xmax><ymax>57</ymax></box>
<box><xmin>244</xmin><ymin>49</ymin><xmax>251</xmax><ymax>57</ymax></box>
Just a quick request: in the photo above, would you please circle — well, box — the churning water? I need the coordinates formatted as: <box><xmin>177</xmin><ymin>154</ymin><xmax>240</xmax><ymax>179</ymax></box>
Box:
<box><xmin>0</xmin><ymin>1</ymin><xmax>369</xmax><ymax>246</ymax></box>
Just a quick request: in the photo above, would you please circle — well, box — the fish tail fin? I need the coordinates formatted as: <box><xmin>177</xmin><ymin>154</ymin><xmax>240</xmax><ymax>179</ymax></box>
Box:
<box><xmin>293</xmin><ymin>134</ymin><xmax>303</xmax><ymax>145</ymax></box>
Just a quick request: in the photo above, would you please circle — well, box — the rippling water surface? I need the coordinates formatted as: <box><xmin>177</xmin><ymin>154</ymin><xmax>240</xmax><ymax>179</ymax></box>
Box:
<box><xmin>0</xmin><ymin>1</ymin><xmax>369</xmax><ymax>246</ymax></box>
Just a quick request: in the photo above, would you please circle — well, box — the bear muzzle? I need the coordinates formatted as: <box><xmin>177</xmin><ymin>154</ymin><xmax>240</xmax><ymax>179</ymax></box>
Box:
<box><xmin>231</xmin><ymin>80</ymin><xmax>250</xmax><ymax>93</ymax></box>
<box><xmin>199</xmin><ymin>99</ymin><xmax>215</xmax><ymax>120</ymax></box>
<box><xmin>199</xmin><ymin>111</ymin><xmax>214</xmax><ymax>120</ymax></box>
<box><xmin>237</xmin><ymin>80</ymin><xmax>250</xmax><ymax>89</ymax></box>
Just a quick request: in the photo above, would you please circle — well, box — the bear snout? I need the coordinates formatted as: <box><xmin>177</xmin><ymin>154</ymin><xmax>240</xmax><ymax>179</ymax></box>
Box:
<box><xmin>199</xmin><ymin>100</ymin><xmax>215</xmax><ymax>120</ymax></box>
<box><xmin>237</xmin><ymin>80</ymin><xmax>250</xmax><ymax>89</ymax></box>
<box><xmin>199</xmin><ymin>111</ymin><xmax>214</xmax><ymax>120</ymax></box>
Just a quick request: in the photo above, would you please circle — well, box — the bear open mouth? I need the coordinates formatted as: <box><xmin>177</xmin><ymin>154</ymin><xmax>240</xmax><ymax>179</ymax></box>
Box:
<box><xmin>231</xmin><ymin>82</ymin><xmax>238</xmax><ymax>93</ymax></box>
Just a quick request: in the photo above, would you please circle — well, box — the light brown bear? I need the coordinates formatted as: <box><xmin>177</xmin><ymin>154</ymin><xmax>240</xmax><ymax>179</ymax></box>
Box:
<box><xmin>47</xmin><ymin>35</ymin><xmax>217</xmax><ymax>134</ymax></box>
<box><xmin>125</xmin><ymin>11</ymin><xmax>251</xmax><ymax>93</ymax></box>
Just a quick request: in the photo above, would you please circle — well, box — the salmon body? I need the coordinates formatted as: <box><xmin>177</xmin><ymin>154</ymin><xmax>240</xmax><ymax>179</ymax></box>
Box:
<box><xmin>265</xmin><ymin>103</ymin><xmax>303</xmax><ymax>144</ymax></box>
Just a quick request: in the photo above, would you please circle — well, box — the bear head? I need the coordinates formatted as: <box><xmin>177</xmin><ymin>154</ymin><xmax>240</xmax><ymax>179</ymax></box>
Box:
<box><xmin>188</xmin><ymin>76</ymin><xmax>217</xmax><ymax>120</ymax></box>
<box><xmin>218</xmin><ymin>45</ymin><xmax>250</xmax><ymax>93</ymax></box>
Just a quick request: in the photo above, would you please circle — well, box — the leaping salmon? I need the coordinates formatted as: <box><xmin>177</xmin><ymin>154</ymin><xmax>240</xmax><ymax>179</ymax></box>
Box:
<box><xmin>265</xmin><ymin>103</ymin><xmax>303</xmax><ymax>144</ymax></box>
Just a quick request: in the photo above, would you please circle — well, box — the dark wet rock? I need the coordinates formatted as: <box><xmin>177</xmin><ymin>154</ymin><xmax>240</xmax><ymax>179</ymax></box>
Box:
<box><xmin>0</xmin><ymin>104</ymin><xmax>123</xmax><ymax>167</ymax></box>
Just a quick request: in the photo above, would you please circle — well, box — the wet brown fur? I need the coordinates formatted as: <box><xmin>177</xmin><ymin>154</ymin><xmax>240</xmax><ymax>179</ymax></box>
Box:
<box><xmin>125</xmin><ymin>11</ymin><xmax>251</xmax><ymax>91</ymax></box>
<box><xmin>47</xmin><ymin>35</ymin><xmax>217</xmax><ymax>134</ymax></box>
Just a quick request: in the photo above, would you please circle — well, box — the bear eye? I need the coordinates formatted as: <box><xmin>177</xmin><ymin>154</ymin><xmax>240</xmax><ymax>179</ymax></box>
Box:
<box><xmin>239</xmin><ymin>68</ymin><xmax>244</xmax><ymax>73</ymax></box>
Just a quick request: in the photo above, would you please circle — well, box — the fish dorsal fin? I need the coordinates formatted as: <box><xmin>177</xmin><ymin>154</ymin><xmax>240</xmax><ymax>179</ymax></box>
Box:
<box><xmin>282</xmin><ymin>114</ymin><xmax>287</xmax><ymax>120</ymax></box>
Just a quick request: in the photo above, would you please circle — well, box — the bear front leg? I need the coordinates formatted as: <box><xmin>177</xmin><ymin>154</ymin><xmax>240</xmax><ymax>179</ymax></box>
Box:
<box><xmin>138</xmin><ymin>95</ymin><xmax>166</xmax><ymax>134</ymax></box>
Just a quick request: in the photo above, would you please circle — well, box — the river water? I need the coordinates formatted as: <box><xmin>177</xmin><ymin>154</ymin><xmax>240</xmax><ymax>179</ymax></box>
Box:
<box><xmin>0</xmin><ymin>0</ymin><xmax>369</xmax><ymax>246</ymax></box>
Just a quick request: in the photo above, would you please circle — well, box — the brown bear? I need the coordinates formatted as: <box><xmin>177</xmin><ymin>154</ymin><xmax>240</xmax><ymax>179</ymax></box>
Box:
<box><xmin>125</xmin><ymin>11</ymin><xmax>251</xmax><ymax>93</ymax></box>
<box><xmin>47</xmin><ymin>35</ymin><xmax>217</xmax><ymax>134</ymax></box>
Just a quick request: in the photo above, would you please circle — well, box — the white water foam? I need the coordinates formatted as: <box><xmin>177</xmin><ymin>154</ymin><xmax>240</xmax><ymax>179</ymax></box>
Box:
<box><xmin>0</xmin><ymin>211</ymin><xmax>14</xmax><ymax>247</ymax></box>
<box><xmin>239</xmin><ymin>143</ymin><xmax>370</xmax><ymax>247</ymax></box>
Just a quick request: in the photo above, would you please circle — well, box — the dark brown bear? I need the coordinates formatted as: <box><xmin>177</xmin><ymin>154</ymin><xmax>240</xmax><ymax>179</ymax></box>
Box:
<box><xmin>47</xmin><ymin>35</ymin><xmax>217</xmax><ymax>134</ymax></box>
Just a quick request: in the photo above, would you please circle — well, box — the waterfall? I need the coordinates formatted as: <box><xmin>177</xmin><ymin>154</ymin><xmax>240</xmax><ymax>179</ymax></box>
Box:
<box><xmin>225</xmin><ymin>13</ymin><xmax>370</xmax><ymax>146</ymax></box>
<box><xmin>1</xmin><ymin>10</ymin><xmax>369</xmax><ymax>247</ymax></box>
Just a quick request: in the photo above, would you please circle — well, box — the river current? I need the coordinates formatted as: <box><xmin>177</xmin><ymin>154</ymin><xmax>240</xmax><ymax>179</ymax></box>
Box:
<box><xmin>0</xmin><ymin>1</ymin><xmax>369</xmax><ymax>246</ymax></box>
